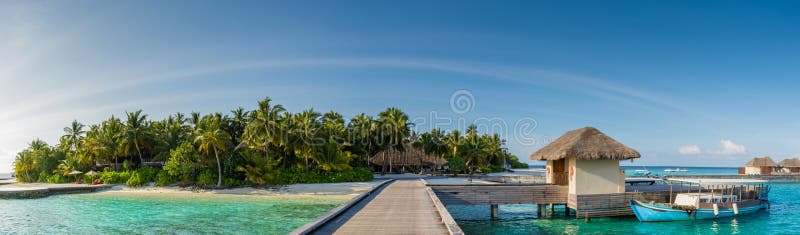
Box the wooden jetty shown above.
[292,179,462,235]
[427,182,691,219]
[0,183,112,199]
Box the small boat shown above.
[664,168,688,172]
[631,183,770,222]
[633,169,651,176]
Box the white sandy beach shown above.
[96,180,383,196]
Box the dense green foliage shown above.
[272,168,374,185]
[13,96,526,187]
[99,170,132,184]
[155,170,178,186]
[196,170,216,187]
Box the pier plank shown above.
[330,180,450,235]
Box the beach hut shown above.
[530,127,640,195]
[778,158,800,173]
[369,145,447,173]
[742,156,778,175]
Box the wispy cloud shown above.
[1,57,692,123]
[678,145,701,155]
[681,140,747,156]
[714,139,747,155]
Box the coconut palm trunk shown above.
[214,146,222,187]
[265,122,269,163]
[134,140,144,166]
[382,151,387,175]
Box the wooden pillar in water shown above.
[536,204,542,217]
[564,205,570,216]
[549,203,554,217]
[491,204,498,220]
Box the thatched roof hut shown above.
[529,127,640,161]
[369,146,447,166]
[745,156,777,167]
[779,158,800,168]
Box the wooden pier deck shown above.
[296,179,459,235]
[0,182,112,199]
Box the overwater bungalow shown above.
[369,146,447,174]
[530,127,641,217]
[778,158,800,173]
[740,157,778,175]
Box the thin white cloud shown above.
[678,140,747,156]
[678,145,701,155]
[0,57,692,124]
[715,139,747,155]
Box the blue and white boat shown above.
[630,180,770,222]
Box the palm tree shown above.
[153,115,190,161]
[377,108,410,174]
[243,97,286,163]
[230,107,249,143]
[61,120,86,153]
[174,112,187,125]
[85,117,124,170]
[445,130,462,158]
[462,125,488,179]
[190,111,201,129]
[122,110,150,166]
[273,112,296,168]
[194,115,232,187]
[348,114,376,166]
[483,134,505,167]
[416,128,448,169]
[13,149,35,182]
[293,109,321,172]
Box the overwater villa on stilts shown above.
[431,127,772,221]
[430,127,654,220]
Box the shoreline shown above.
[98,180,382,196]
[1,179,383,198]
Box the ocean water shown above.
[621,166,739,177]
[521,166,739,177]
[0,193,348,234]
[451,182,800,234]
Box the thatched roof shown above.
[779,158,800,168]
[745,156,777,167]
[369,146,447,166]
[529,127,640,161]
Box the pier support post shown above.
[564,205,570,216]
[491,204,498,220]
[549,203,554,217]
[536,204,542,217]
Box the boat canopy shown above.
[665,178,767,186]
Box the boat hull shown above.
[630,200,766,222]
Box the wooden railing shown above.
[552,172,569,186]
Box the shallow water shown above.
[0,193,348,234]
[451,182,800,234]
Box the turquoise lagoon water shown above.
[522,166,739,177]
[620,166,738,177]
[0,193,348,234]
[451,182,800,234]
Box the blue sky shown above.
[2,1,800,172]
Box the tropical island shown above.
[11,97,527,189]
